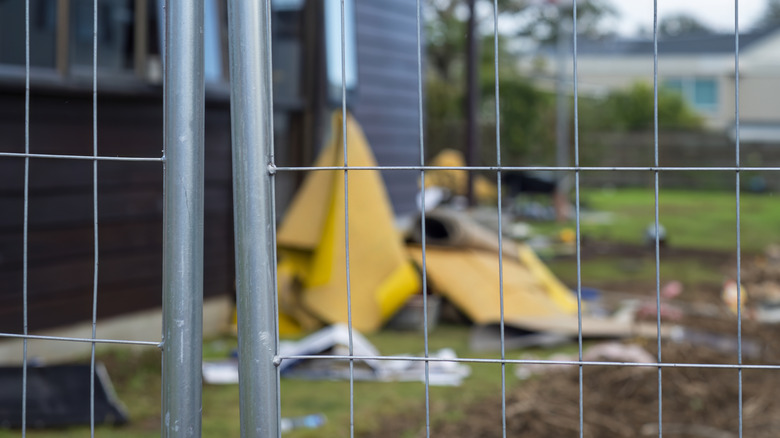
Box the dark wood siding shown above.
[0,86,234,333]
[0,0,425,332]
[353,0,421,215]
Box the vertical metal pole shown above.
[226,0,280,437]
[89,0,99,436]
[571,1,584,437]
[21,1,31,436]
[733,2,744,437]
[465,0,478,204]
[415,0,432,435]
[555,7,570,174]
[491,2,507,436]
[651,2,664,437]
[162,0,205,436]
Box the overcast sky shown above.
[607,0,766,35]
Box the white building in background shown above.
[522,26,780,141]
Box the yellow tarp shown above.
[408,246,570,325]
[405,208,580,317]
[276,112,421,333]
[407,244,658,337]
[516,243,580,314]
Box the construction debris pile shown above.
[367,285,780,438]
[204,324,470,386]
[734,244,780,322]
[257,112,758,381]
[225,111,780,436]
[271,112,594,338]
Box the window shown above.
[0,0,161,80]
[0,0,57,68]
[0,0,227,85]
[664,77,719,113]
[204,0,222,83]
[69,0,134,73]
[324,0,358,106]
[694,79,717,108]
[153,0,224,83]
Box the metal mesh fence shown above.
[0,0,772,437]
[229,0,771,437]
[0,0,203,436]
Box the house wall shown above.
[0,85,235,333]
[738,35,780,127]
[738,75,780,124]
[741,31,780,70]
[539,54,734,129]
[525,32,780,133]
[353,0,421,215]
[564,56,654,94]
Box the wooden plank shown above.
[0,160,163,193]
[356,23,419,47]
[0,264,232,333]
[0,247,231,314]
[0,220,162,267]
[0,91,229,158]
[0,223,231,276]
[0,189,161,229]
[358,70,421,92]
[356,0,416,23]
[0,252,163,301]
[356,6,417,30]
[0,185,232,229]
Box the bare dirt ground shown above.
[366,243,780,438]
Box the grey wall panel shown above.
[353,0,421,216]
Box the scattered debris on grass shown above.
[735,244,780,323]
[280,414,326,433]
[365,275,780,438]
[204,325,471,386]
[0,364,128,429]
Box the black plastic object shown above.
[0,363,128,429]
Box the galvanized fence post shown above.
[226,0,280,437]
[162,0,205,436]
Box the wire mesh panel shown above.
[225,0,780,437]
[3,0,765,436]
[0,0,204,436]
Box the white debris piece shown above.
[204,324,471,386]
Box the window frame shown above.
[663,76,719,114]
[0,0,163,90]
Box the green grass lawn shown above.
[547,254,726,291]
[1,326,536,438]
[532,187,780,291]
[4,188,779,437]
[576,188,780,253]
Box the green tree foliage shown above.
[753,0,780,29]
[582,82,703,131]
[426,2,467,81]
[480,71,554,163]
[426,27,556,163]
[426,0,615,80]
[426,0,528,81]
[425,0,618,164]
[515,0,616,44]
